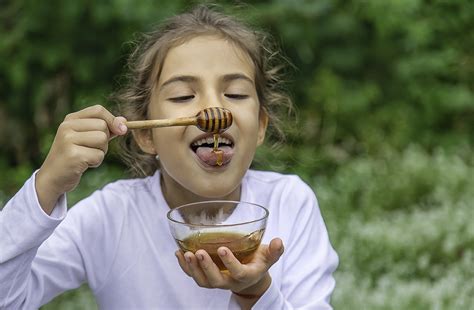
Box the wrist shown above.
[232,272,271,299]
[36,169,63,215]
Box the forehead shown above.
[158,35,255,85]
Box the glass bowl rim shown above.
[166,200,269,228]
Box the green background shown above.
[1,0,473,309]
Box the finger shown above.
[72,131,109,153]
[184,252,210,288]
[175,251,192,277]
[66,117,127,141]
[67,145,105,169]
[217,247,247,281]
[266,238,284,265]
[66,119,110,136]
[195,250,225,288]
[65,105,126,136]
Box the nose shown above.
[198,88,225,110]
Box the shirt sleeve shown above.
[252,177,339,309]
[0,171,87,308]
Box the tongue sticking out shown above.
[195,146,233,166]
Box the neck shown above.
[159,170,241,209]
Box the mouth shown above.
[190,133,235,167]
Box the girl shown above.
[0,5,338,309]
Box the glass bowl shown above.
[167,200,268,270]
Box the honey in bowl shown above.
[167,201,269,271]
[176,229,265,270]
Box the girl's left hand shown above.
[175,238,284,297]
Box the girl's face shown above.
[136,35,267,204]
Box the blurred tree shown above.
[250,0,473,178]
[1,0,473,186]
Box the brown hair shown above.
[114,4,293,177]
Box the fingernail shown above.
[185,255,191,263]
[218,249,227,256]
[196,253,204,261]
[119,123,127,133]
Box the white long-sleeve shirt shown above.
[0,169,338,309]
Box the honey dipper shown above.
[125,107,233,133]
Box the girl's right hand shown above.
[35,105,128,215]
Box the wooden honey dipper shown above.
[125,107,233,133]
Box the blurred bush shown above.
[317,146,474,308]
[0,0,472,309]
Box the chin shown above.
[190,180,239,199]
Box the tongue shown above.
[195,146,233,166]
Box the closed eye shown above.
[225,94,249,100]
[168,95,195,102]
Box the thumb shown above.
[266,238,284,266]
[110,116,128,139]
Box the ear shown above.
[257,109,269,146]
[132,129,157,155]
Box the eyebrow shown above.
[222,73,254,85]
[160,75,198,90]
[160,73,254,90]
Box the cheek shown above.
[151,128,183,156]
[148,96,172,119]
[152,133,187,182]
[234,109,261,141]
[148,105,168,120]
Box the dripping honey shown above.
[176,230,264,270]
[212,133,224,166]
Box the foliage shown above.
[317,146,474,308]
[1,0,473,309]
